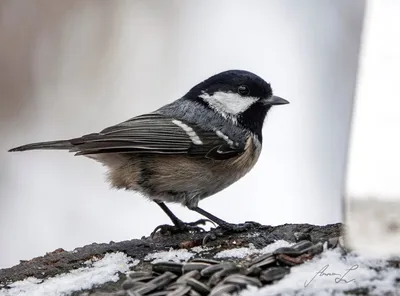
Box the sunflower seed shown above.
[182,262,210,273]
[132,283,158,295]
[200,262,235,277]
[128,271,154,279]
[127,281,147,290]
[208,264,241,287]
[122,279,137,290]
[165,283,181,291]
[302,242,323,256]
[209,284,238,296]
[293,232,311,242]
[248,253,275,266]
[153,262,184,275]
[189,289,202,296]
[124,276,155,285]
[223,274,262,287]
[260,267,290,283]
[147,272,178,289]
[243,265,262,276]
[166,285,191,296]
[127,291,141,296]
[291,240,314,253]
[273,247,301,256]
[146,291,170,296]
[190,258,221,265]
[177,270,201,284]
[186,278,210,295]
[276,254,300,266]
[251,256,276,269]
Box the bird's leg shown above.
[150,201,213,237]
[190,206,231,227]
[190,206,262,243]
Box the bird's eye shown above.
[237,85,250,96]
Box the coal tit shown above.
[9,70,289,235]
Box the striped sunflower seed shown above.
[260,267,290,283]
[147,272,177,289]
[207,265,241,287]
[182,262,211,273]
[252,258,276,269]
[189,258,221,265]
[128,271,154,279]
[273,247,301,256]
[200,262,236,277]
[293,232,312,242]
[166,285,191,296]
[248,253,274,266]
[186,278,211,295]
[209,284,238,296]
[291,240,314,253]
[189,289,202,296]
[176,270,201,284]
[223,274,262,287]
[131,283,158,295]
[243,265,262,276]
[124,275,155,287]
[152,262,183,275]
[302,242,323,256]
[146,291,170,296]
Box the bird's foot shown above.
[150,219,214,237]
[202,221,262,245]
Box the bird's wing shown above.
[69,113,245,160]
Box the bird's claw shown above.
[150,219,214,237]
[185,218,215,228]
[202,221,262,245]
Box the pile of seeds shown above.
[86,237,344,296]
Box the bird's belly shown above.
[105,137,261,208]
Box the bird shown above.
[9,69,289,236]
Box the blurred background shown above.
[0,0,365,268]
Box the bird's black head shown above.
[185,69,289,141]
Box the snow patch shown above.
[214,244,258,259]
[144,248,195,263]
[0,252,138,296]
[214,240,292,259]
[259,240,293,254]
[190,246,212,253]
[239,248,400,296]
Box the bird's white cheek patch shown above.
[199,91,258,115]
[172,120,203,145]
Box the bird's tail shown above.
[8,140,73,152]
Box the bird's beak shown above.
[263,95,289,106]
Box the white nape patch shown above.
[0,252,138,296]
[199,91,258,116]
[215,130,234,146]
[172,119,203,145]
[144,248,195,264]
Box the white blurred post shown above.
[344,0,400,256]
